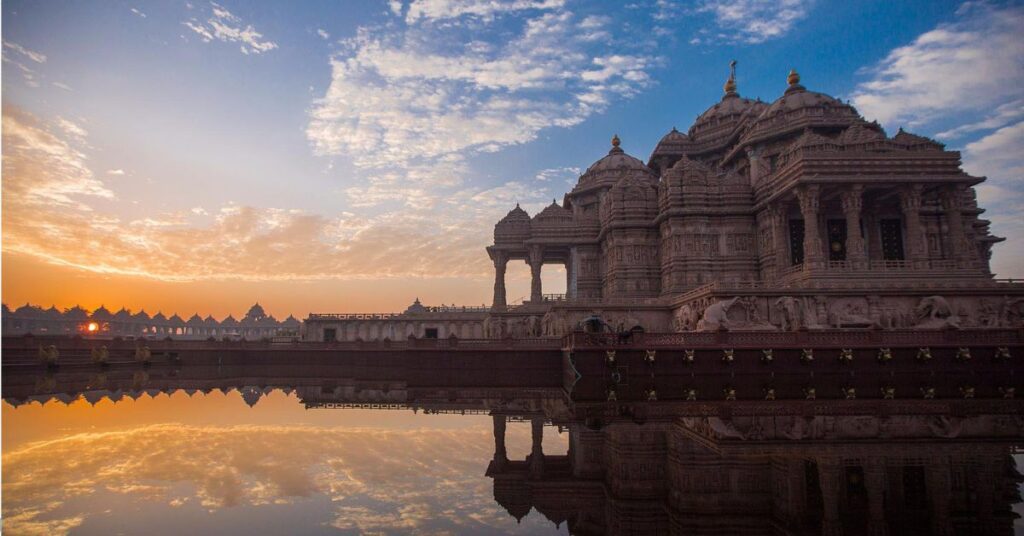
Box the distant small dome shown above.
[404,298,428,314]
[245,303,267,322]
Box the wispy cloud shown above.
[130,7,147,18]
[1,104,560,282]
[316,28,330,40]
[2,40,47,63]
[183,2,278,55]
[850,2,1024,129]
[403,0,566,24]
[681,0,811,44]
[936,99,1024,140]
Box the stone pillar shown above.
[529,415,545,479]
[817,459,843,536]
[529,246,543,303]
[941,187,973,267]
[491,252,507,311]
[796,185,823,269]
[864,459,887,536]
[771,204,790,276]
[565,250,575,300]
[492,414,507,469]
[841,185,866,266]
[899,186,926,268]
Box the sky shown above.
[2,0,1022,319]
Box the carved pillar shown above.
[492,414,507,470]
[529,415,545,479]
[841,186,866,266]
[796,185,823,269]
[818,459,843,536]
[941,187,973,267]
[529,246,543,303]
[565,249,575,299]
[865,459,887,536]
[770,204,790,277]
[899,186,926,268]
[491,252,507,311]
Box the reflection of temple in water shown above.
[4,357,1023,535]
[487,409,1022,535]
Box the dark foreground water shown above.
[3,360,1024,535]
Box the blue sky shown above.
[3,0,1022,314]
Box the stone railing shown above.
[564,329,1024,350]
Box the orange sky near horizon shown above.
[1,252,567,318]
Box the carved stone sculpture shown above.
[696,296,740,331]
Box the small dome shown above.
[691,93,766,138]
[893,128,944,150]
[494,204,531,244]
[151,311,168,322]
[132,310,151,321]
[187,313,204,325]
[405,297,427,314]
[574,136,655,192]
[837,121,887,145]
[743,72,860,144]
[244,303,267,322]
[91,305,113,320]
[531,200,573,227]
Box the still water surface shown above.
[3,390,568,535]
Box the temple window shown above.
[789,219,805,265]
[880,219,905,260]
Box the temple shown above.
[485,65,1024,337]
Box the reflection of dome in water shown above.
[239,386,263,407]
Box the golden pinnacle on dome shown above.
[787,68,801,86]
[723,59,737,94]
[611,134,620,148]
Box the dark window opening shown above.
[424,328,439,339]
[880,219,905,260]
[827,219,847,261]
[902,466,928,510]
[789,219,805,265]
[323,328,337,342]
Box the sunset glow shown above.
[3,0,1022,318]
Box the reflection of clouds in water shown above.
[2,424,556,535]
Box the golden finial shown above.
[787,68,800,86]
[611,134,620,148]
[723,60,737,94]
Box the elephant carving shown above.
[773,296,801,331]
[914,295,959,329]
[696,297,740,331]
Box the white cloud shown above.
[962,121,1024,278]
[184,2,278,55]
[52,82,73,91]
[693,0,811,44]
[851,2,1024,128]
[316,28,330,40]
[307,5,657,176]
[404,0,565,23]
[130,7,147,18]
[107,169,126,176]
[2,40,47,63]
[936,99,1024,140]
[2,106,113,210]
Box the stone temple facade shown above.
[485,66,1024,338]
